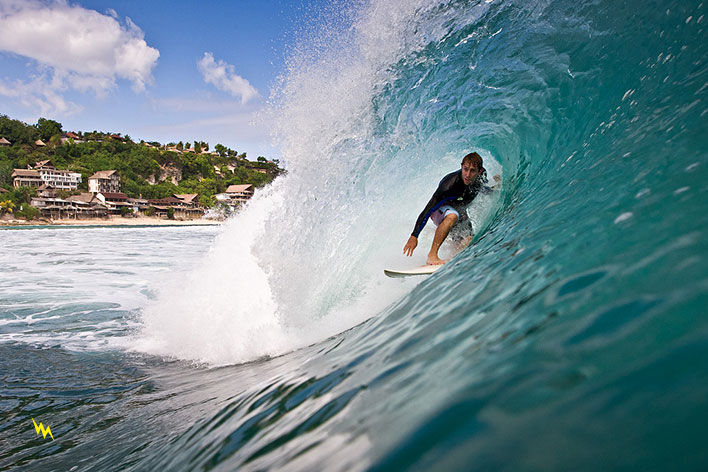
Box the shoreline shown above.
[0,216,223,228]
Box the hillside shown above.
[0,115,284,208]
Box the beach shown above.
[0,215,222,227]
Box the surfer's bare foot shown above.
[426,255,447,265]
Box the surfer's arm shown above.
[410,173,457,238]
[411,193,441,238]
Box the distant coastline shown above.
[1,114,285,225]
[0,215,222,228]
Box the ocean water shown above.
[2,0,708,470]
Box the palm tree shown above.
[0,200,16,215]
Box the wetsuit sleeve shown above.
[411,173,458,238]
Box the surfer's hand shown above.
[403,236,417,256]
[493,175,501,182]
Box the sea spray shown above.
[134,187,288,364]
[135,0,504,365]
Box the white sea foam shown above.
[0,226,216,352]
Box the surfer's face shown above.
[461,162,480,185]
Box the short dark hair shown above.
[461,152,483,169]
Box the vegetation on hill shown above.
[0,114,284,208]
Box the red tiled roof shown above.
[99,192,129,200]
[148,196,183,205]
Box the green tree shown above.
[195,156,213,178]
[0,115,36,145]
[36,118,63,141]
[10,186,36,206]
[166,207,175,219]
[198,194,215,207]
[0,161,13,186]
[49,135,62,147]
[17,204,39,220]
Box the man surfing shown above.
[403,152,500,265]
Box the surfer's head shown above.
[461,152,483,185]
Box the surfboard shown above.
[384,264,443,278]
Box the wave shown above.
[136,0,707,374]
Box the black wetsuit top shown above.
[411,169,490,238]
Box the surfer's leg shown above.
[427,213,457,265]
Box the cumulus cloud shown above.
[0,0,159,114]
[197,52,258,104]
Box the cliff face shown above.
[147,164,183,185]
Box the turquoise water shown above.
[2,0,708,470]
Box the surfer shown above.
[403,152,500,265]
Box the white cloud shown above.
[0,72,83,117]
[0,0,159,112]
[197,52,258,104]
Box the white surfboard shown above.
[384,264,443,278]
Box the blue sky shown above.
[0,0,336,159]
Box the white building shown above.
[88,170,120,194]
[11,160,81,190]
